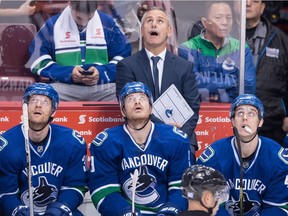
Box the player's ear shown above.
[201,191,211,206]
[231,118,235,127]
[120,106,126,118]
[167,23,172,38]
[258,119,264,128]
[149,105,153,115]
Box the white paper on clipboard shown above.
[152,84,194,127]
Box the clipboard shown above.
[152,84,194,127]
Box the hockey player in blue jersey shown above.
[89,82,194,216]
[0,83,88,216]
[198,94,288,215]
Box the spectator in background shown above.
[97,0,125,31]
[28,1,69,31]
[244,0,288,145]
[137,1,149,21]
[188,0,241,40]
[29,0,131,101]
[178,1,255,103]
[179,165,229,216]
[197,94,288,215]
[89,82,193,216]
[97,0,141,54]
[116,7,200,155]
[0,83,88,216]
[0,0,36,16]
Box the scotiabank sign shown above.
[195,111,233,157]
[0,102,232,158]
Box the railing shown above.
[0,101,232,157]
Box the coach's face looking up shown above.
[141,8,172,55]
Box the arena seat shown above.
[0,23,36,74]
[0,23,37,101]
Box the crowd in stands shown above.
[0,0,287,215]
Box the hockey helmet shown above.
[230,94,264,119]
[119,82,153,107]
[182,165,228,201]
[23,83,59,111]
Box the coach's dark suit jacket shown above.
[116,49,200,151]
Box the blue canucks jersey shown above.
[178,35,256,103]
[0,124,88,215]
[197,136,288,215]
[89,123,193,216]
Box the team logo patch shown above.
[279,148,288,164]
[0,136,8,151]
[226,192,260,215]
[165,108,173,119]
[21,176,58,214]
[92,131,108,146]
[173,127,187,139]
[198,146,215,163]
[72,130,85,145]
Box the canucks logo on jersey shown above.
[21,176,58,214]
[226,192,260,216]
[279,148,288,164]
[0,136,8,151]
[123,166,159,205]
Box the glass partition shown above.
[0,0,286,102]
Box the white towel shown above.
[54,6,106,50]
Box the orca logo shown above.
[222,58,235,71]
[21,176,58,214]
[165,109,173,119]
[226,192,260,216]
[33,177,58,207]
[123,166,159,205]
[78,115,86,124]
